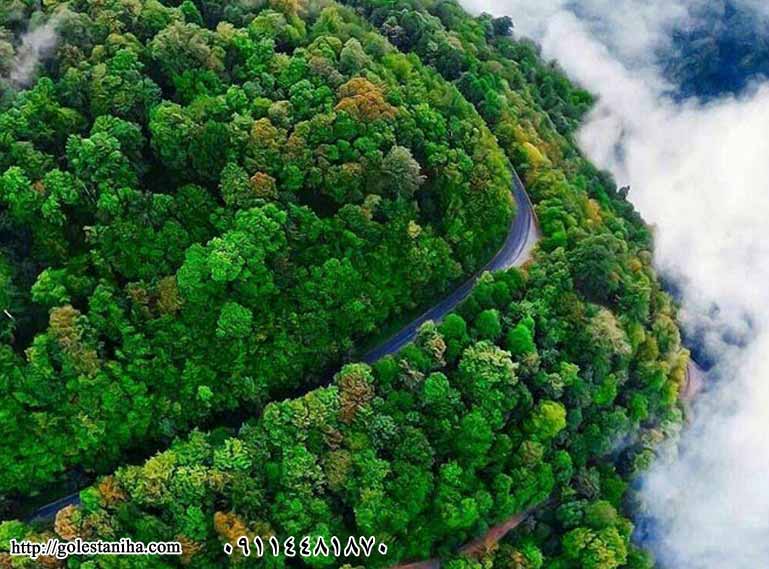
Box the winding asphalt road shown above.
[27,494,81,522]
[24,162,705,569]
[363,168,539,363]
[25,168,539,523]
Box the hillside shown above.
[0,0,688,568]
[0,0,515,497]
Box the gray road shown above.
[27,493,81,523]
[27,168,539,522]
[363,169,539,363]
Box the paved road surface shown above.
[26,169,539,523]
[363,169,538,363]
[27,493,81,523]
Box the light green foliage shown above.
[526,400,567,442]
[562,526,628,569]
[0,0,516,495]
[379,145,425,198]
[0,2,685,568]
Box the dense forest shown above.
[0,0,515,496]
[0,0,690,567]
[3,259,685,568]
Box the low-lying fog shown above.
[461,1,769,566]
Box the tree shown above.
[216,302,253,339]
[335,363,374,424]
[380,145,425,199]
[568,234,622,304]
[492,16,514,37]
[473,309,502,341]
[89,49,161,122]
[150,21,224,79]
[507,317,536,357]
[335,77,397,122]
[455,410,494,466]
[525,400,567,442]
[439,313,470,362]
[220,162,255,208]
[340,38,369,74]
[561,526,628,569]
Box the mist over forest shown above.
[458,0,769,566]
[1,1,766,567]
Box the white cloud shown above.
[5,18,59,88]
[459,1,769,566]
[461,0,695,63]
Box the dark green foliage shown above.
[2,256,684,567]
[0,0,515,496]
[0,2,688,569]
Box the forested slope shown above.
[0,0,689,568]
[2,259,685,568]
[0,0,515,497]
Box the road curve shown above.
[27,494,81,523]
[26,168,539,522]
[363,168,539,363]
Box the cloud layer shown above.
[4,18,59,88]
[460,1,769,566]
